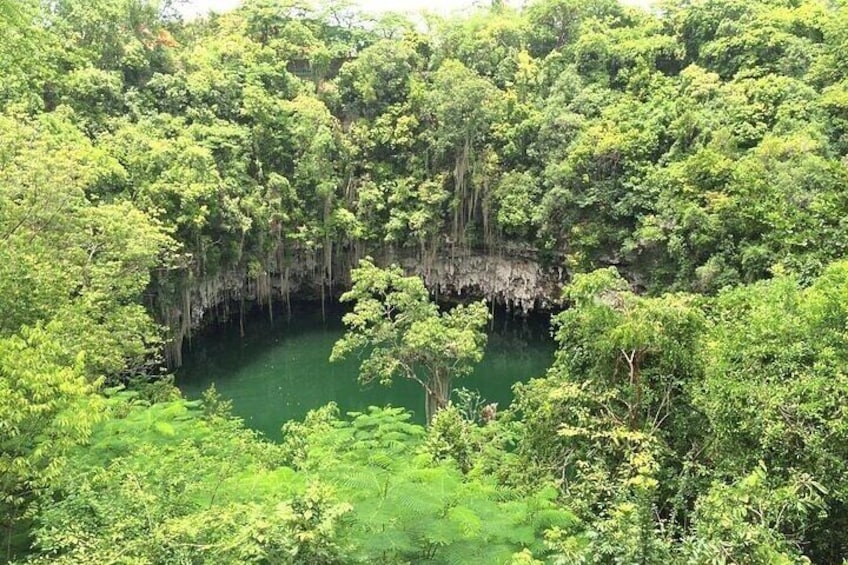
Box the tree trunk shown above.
[425,372,451,424]
[622,348,644,429]
[239,296,245,338]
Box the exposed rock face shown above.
[161,246,564,366]
[403,251,562,313]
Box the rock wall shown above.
[161,246,564,366]
[403,250,563,312]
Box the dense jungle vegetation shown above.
[3,0,848,562]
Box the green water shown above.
[177,303,555,439]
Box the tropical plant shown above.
[331,258,489,423]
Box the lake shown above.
[177,302,555,439]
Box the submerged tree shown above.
[330,258,489,423]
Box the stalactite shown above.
[256,271,273,324]
[268,283,274,323]
[158,281,183,368]
[285,265,292,321]
[159,243,563,369]
[239,296,245,338]
[170,320,183,368]
[312,246,325,323]
[279,237,292,321]
[327,239,334,298]
[182,284,192,347]
[323,195,332,321]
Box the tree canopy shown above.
[3,0,848,562]
[331,258,489,423]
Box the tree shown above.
[423,59,503,244]
[0,112,172,379]
[25,394,351,564]
[10,0,848,559]
[330,258,489,423]
[0,0,54,110]
[27,396,575,564]
[694,263,848,561]
[526,0,624,57]
[510,268,706,562]
[681,465,825,564]
[282,404,575,563]
[552,267,705,435]
[336,38,421,118]
[0,326,105,561]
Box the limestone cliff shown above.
[403,251,562,313]
[160,247,564,366]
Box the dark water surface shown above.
[177,303,555,439]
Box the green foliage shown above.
[26,395,350,564]
[337,38,421,118]
[514,263,848,562]
[0,326,105,555]
[518,269,705,477]
[425,404,477,473]
[26,400,574,564]
[682,465,824,564]
[332,258,489,422]
[283,404,576,563]
[0,108,170,559]
[693,262,848,560]
[0,112,171,379]
[6,0,848,561]
[2,0,848,294]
